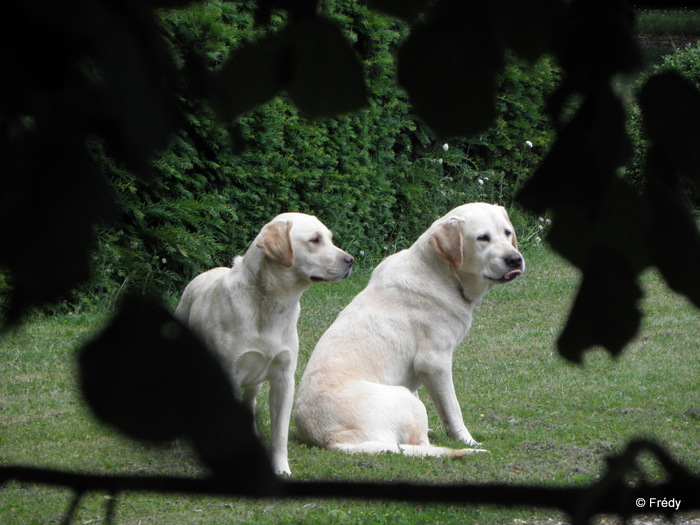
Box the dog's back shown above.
[175,267,230,324]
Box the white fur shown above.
[293,203,524,458]
[176,213,353,475]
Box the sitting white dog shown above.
[176,213,353,474]
[294,203,524,458]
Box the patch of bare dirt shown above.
[638,35,700,54]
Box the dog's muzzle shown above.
[503,253,524,281]
[311,254,354,282]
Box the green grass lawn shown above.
[636,9,700,37]
[1,247,699,524]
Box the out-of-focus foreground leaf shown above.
[640,72,700,308]
[640,72,700,191]
[397,1,503,139]
[557,249,643,362]
[211,15,367,122]
[365,0,427,24]
[79,296,276,491]
[0,0,182,320]
[515,1,699,361]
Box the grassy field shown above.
[636,9,700,37]
[1,246,699,524]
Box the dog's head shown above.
[428,203,525,285]
[255,213,354,283]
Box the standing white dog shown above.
[176,213,353,475]
[294,203,524,458]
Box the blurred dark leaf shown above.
[211,33,290,122]
[546,180,651,275]
[253,0,318,25]
[592,181,652,276]
[148,0,198,7]
[0,4,76,118]
[645,168,700,309]
[84,2,182,174]
[397,1,503,139]
[640,71,700,190]
[518,87,648,359]
[3,0,180,175]
[284,17,368,119]
[211,16,367,122]
[365,0,428,24]
[1,0,184,321]
[0,130,115,322]
[553,0,642,97]
[517,87,631,215]
[557,248,643,362]
[79,296,276,488]
[492,0,563,63]
[544,210,595,270]
[544,180,652,361]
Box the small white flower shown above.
[539,217,545,222]
[162,258,167,264]
[525,140,533,148]
[442,143,449,151]
[359,250,365,256]
[438,158,443,164]
[545,218,552,226]
[535,236,542,244]
[478,179,484,185]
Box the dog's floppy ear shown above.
[429,217,464,270]
[257,220,294,267]
[498,206,518,249]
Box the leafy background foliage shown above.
[75,0,560,304]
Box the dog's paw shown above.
[273,461,292,476]
[449,428,480,447]
[454,448,490,457]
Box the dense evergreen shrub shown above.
[84,0,559,304]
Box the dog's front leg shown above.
[242,384,262,436]
[268,350,295,476]
[417,366,479,447]
[268,374,293,475]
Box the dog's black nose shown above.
[504,254,523,269]
[345,254,355,266]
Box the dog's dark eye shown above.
[477,234,490,242]
[309,236,321,244]
[505,229,512,236]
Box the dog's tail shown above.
[330,441,488,458]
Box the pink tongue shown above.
[504,269,522,280]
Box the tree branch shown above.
[3,448,698,525]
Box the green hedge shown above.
[82,0,559,307]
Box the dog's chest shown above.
[233,335,296,388]
[226,310,299,388]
